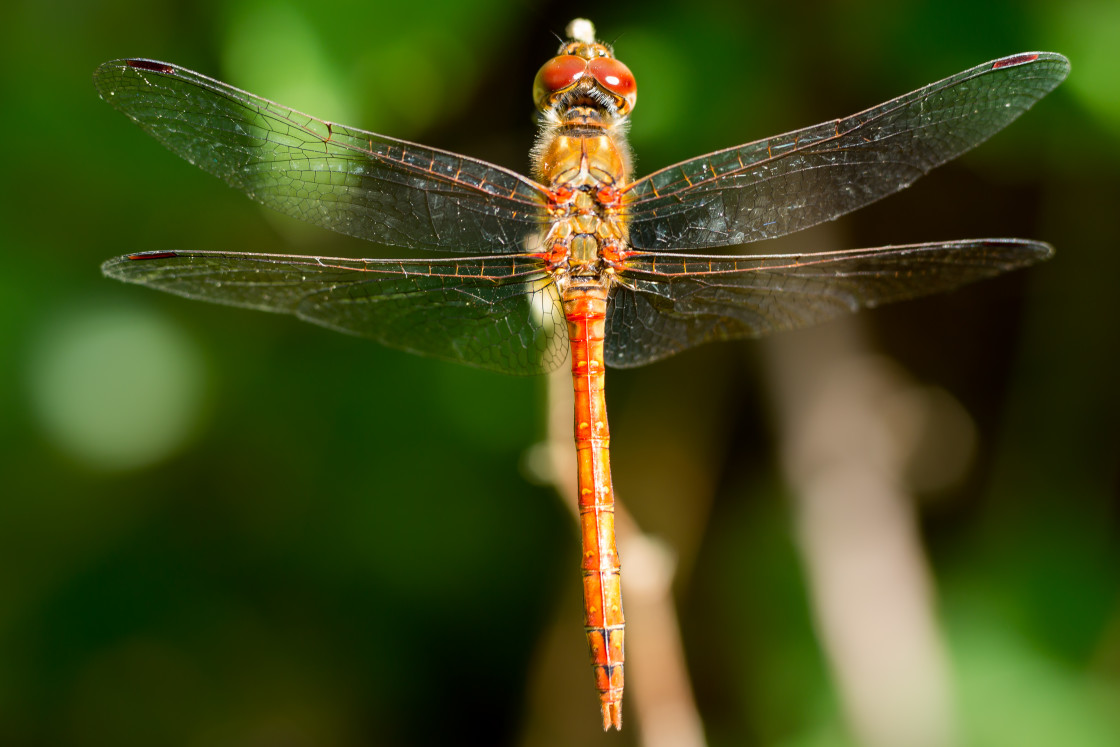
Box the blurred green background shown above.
[2,0,1118,745]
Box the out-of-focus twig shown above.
[762,317,969,747]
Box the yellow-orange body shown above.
[531,28,636,730]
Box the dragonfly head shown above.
[533,19,637,117]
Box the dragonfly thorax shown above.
[532,119,632,283]
[545,212,625,277]
[538,185,628,286]
[570,235,601,267]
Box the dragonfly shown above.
[96,18,1068,730]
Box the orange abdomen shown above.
[563,283,625,730]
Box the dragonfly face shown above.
[533,40,637,115]
[95,18,1068,731]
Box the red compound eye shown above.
[533,55,587,104]
[588,57,637,111]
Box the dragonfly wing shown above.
[103,251,567,375]
[624,53,1069,250]
[605,239,1052,367]
[94,59,551,253]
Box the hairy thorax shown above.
[533,108,633,284]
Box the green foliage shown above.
[1,0,1117,744]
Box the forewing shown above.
[606,239,1052,367]
[103,251,567,375]
[624,53,1069,250]
[94,59,551,253]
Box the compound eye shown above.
[533,55,587,106]
[588,57,637,112]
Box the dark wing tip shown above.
[977,238,1055,266]
[128,251,181,260]
[94,58,177,74]
[993,52,1041,69]
[1028,240,1056,262]
[93,58,178,97]
[1026,240,1055,261]
[990,51,1070,80]
[124,59,177,74]
[102,251,181,279]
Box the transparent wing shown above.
[623,53,1069,250]
[103,251,567,375]
[605,239,1052,367]
[94,59,551,253]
